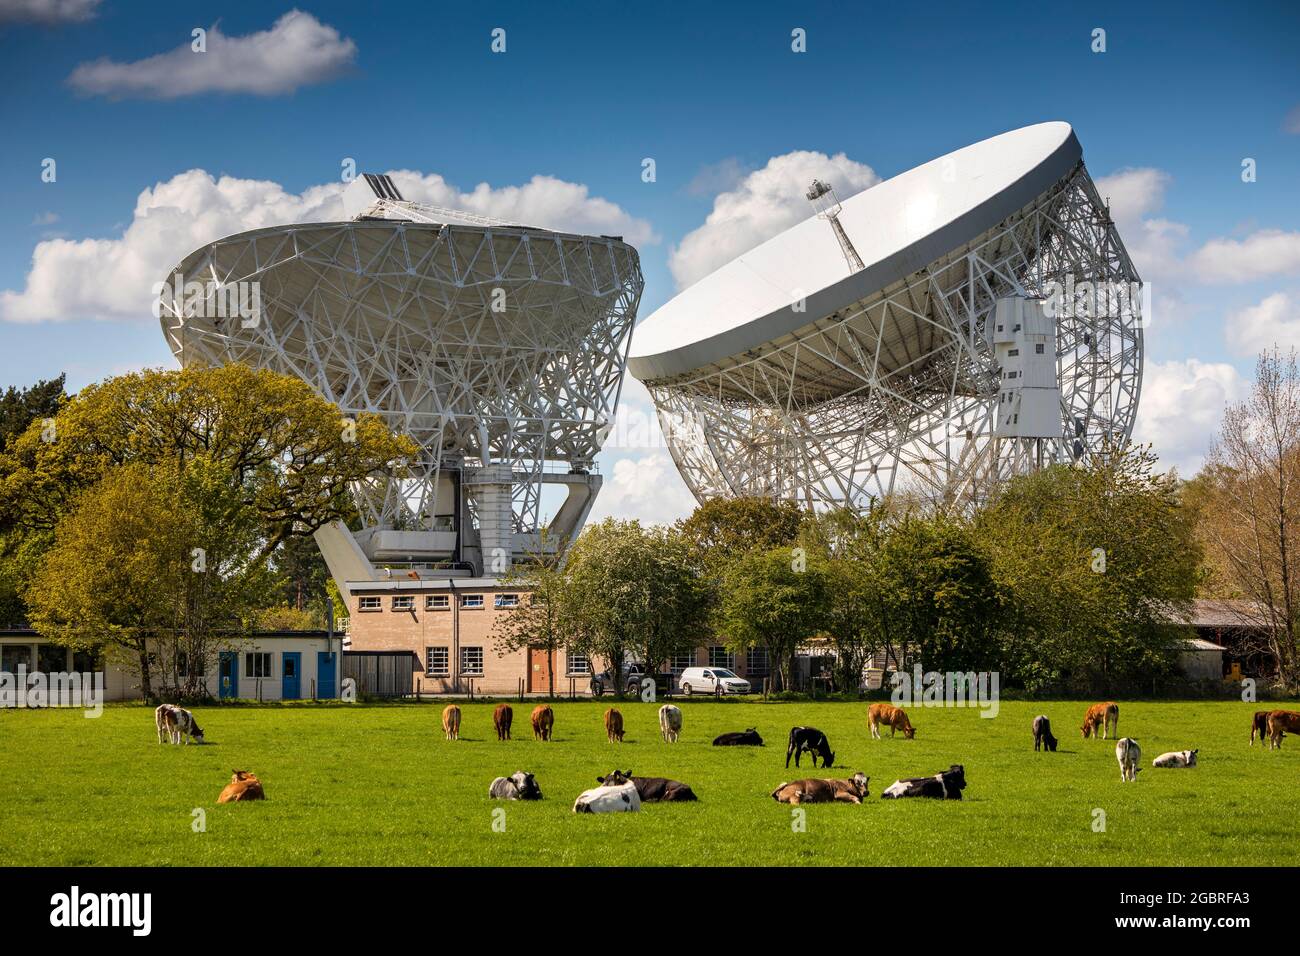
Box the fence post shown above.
[417,678,422,702]
[311,677,316,701]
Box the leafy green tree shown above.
[490,533,572,697]
[0,373,65,453]
[677,495,805,573]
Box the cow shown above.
[881,765,966,800]
[1250,710,1271,746]
[868,702,916,740]
[604,707,625,743]
[1152,749,1198,768]
[155,704,204,745]
[597,769,697,802]
[1115,737,1141,782]
[785,726,835,768]
[713,728,763,746]
[531,705,554,741]
[1032,715,1058,752]
[572,780,641,814]
[1081,701,1119,740]
[772,772,870,805]
[489,770,543,800]
[1266,710,1300,750]
[658,704,683,743]
[217,769,265,803]
[493,703,513,741]
[441,704,461,741]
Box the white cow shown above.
[658,704,683,743]
[572,780,641,814]
[1115,737,1142,782]
[1152,749,1198,768]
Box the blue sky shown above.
[0,0,1297,521]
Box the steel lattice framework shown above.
[644,163,1143,510]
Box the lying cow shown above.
[1032,715,1058,752]
[493,703,513,741]
[772,772,870,805]
[659,704,683,743]
[882,764,966,800]
[868,702,916,739]
[1115,737,1141,782]
[531,705,554,741]
[1081,701,1119,740]
[604,707,625,743]
[572,779,641,814]
[713,728,763,746]
[1152,749,1198,768]
[155,704,204,745]
[489,770,543,800]
[1267,710,1300,750]
[786,726,835,768]
[1250,710,1271,746]
[442,704,461,741]
[217,769,265,803]
[597,769,697,802]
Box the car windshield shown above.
[713,669,739,678]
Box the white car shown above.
[679,666,751,696]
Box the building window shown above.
[708,646,735,669]
[426,646,449,676]
[460,594,484,610]
[1035,343,1046,354]
[392,595,415,611]
[72,648,101,673]
[670,652,695,674]
[494,593,519,609]
[425,594,449,611]
[37,643,68,673]
[746,647,771,678]
[567,653,590,676]
[358,596,381,612]
[245,652,273,678]
[460,646,484,675]
[1007,348,1019,357]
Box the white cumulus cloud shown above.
[1186,230,1300,284]
[1131,358,1246,476]
[1225,291,1300,357]
[588,452,698,527]
[0,0,99,24]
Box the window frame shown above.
[460,594,485,610]
[425,594,450,611]
[245,651,273,679]
[358,596,382,612]
[425,646,450,676]
[460,646,484,676]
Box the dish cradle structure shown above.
[160,175,643,587]
[629,122,1144,509]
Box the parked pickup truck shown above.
[590,663,671,697]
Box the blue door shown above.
[219,652,238,700]
[282,652,301,700]
[317,651,336,699]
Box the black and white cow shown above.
[1152,749,1198,768]
[597,769,697,802]
[713,728,763,746]
[488,770,543,800]
[881,764,967,800]
[785,726,835,768]
[573,780,641,814]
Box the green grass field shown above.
[1,698,1295,866]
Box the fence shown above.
[342,651,420,699]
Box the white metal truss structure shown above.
[644,163,1143,510]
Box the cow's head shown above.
[230,769,257,784]
[1187,750,1199,767]
[851,772,869,796]
[746,728,763,744]
[946,765,967,790]
[597,769,634,786]
[902,725,916,740]
[1044,733,1057,752]
[513,771,541,797]
[1080,720,1093,739]
[191,722,205,744]
[822,748,836,768]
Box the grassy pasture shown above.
[0,698,1295,866]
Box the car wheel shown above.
[681,683,691,696]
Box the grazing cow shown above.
[217,770,265,803]
[658,704,683,743]
[531,705,554,741]
[772,772,870,805]
[598,769,697,802]
[713,728,763,746]
[572,780,641,814]
[493,703,513,741]
[868,702,916,740]
[881,765,966,800]
[489,770,543,800]
[785,726,835,768]
[1032,715,1058,752]
[155,704,204,745]
[1250,710,1271,746]
[442,704,461,740]
[1152,749,1198,768]
[1115,737,1141,782]
[1266,710,1300,750]
[1081,701,1119,740]
[604,708,625,743]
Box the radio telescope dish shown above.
[630,122,1144,509]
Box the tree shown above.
[677,496,805,573]
[490,533,571,697]
[0,373,65,453]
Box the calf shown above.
[882,765,966,800]
[217,769,265,803]
[713,728,763,746]
[572,780,641,814]
[1115,737,1141,782]
[785,726,835,768]
[1081,701,1119,740]
[441,704,461,741]
[598,769,697,802]
[1250,710,1271,746]
[1032,715,1058,752]
[868,702,916,739]
[604,707,625,743]
[1267,710,1300,750]
[489,770,543,800]
[658,704,683,743]
[155,704,204,745]
[1152,749,1198,768]
[531,704,554,741]
[772,772,870,805]
[493,703,513,741]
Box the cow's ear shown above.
[596,776,605,783]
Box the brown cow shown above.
[1250,710,1272,746]
[531,704,554,741]
[868,702,916,739]
[771,772,869,805]
[442,704,461,740]
[1267,710,1300,750]
[604,707,625,743]
[493,703,513,741]
[1080,701,1119,739]
[217,770,265,804]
